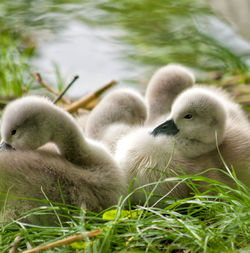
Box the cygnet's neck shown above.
[175,136,219,158]
[45,105,97,166]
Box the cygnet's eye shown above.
[184,114,192,119]
[11,129,16,135]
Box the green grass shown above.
[0,172,249,252]
[84,0,250,77]
[0,32,34,97]
[1,0,250,90]
[0,0,250,100]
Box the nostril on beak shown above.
[0,141,15,151]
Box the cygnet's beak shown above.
[151,119,179,137]
[0,141,15,151]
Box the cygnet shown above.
[145,64,195,125]
[0,96,126,223]
[145,64,248,126]
[86,89,147,152]
[115,87,250,205]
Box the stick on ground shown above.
[34,73,71,104]
[65,80,117,113]
[9,234,22,253]
[21,229,101,253]
[53,75,79,104]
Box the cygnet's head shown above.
[86,88,147,140]
[105,88,147,125]
[151,87,227,157]
[0,96,55,150]
[145,64,195,124]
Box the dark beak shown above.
[0,142,15,151]
[151,119,179,136]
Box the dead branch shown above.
[34,73,71,104]
[85,97,100,110]
[65,80,117,113]
[53,75,79,104]
[21,229,101,253]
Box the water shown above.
[1,0,250,98]
[33,22,145,97]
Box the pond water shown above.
[33,22,146,97]
[1,0,250,98]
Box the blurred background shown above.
[0,0,249,107]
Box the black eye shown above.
[184,114,192,119]
[11,129,16,135]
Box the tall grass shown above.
[0,33,34,97]
[1,0,250,86]
[0,0,249,100]
[83,0,250,77]
[0,171,249,252]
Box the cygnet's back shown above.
[86,89,147,152]
[145,64,195,125]
[0,149,122,224]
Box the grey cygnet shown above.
[85,89,147,152]
[0,96,126,223]
[115,87,250,205]
[145,64,195,125]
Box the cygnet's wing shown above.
[0,150,125,224]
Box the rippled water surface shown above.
[1,0,250,97]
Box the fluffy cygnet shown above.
[151,87,228,157]
[0,96,126,223]
[145,64,195,125]
[115,87,250,205]
[85,89,147,152]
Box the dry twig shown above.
[66,80,117,113]
[34,73,71,104]
[53,75,79,104]
[21,229,101,253]
[9,234,22,253]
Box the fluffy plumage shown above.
[145,64,195,125]
[195,85,249,125]
[86,89,147,152]
[115,88,250,205]
[0,96,125,223]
